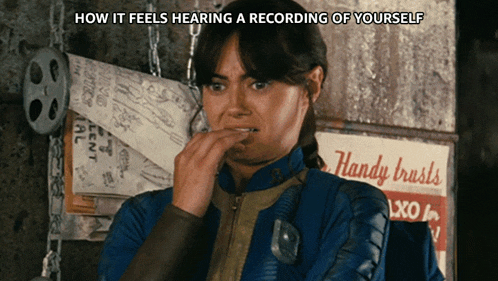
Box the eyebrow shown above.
[211,72,251,81]
[211,73,228,80]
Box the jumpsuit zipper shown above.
[227,195,243,253]
[222,195,243,279]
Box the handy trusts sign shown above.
[333,151,443,187]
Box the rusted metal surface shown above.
[299,0,456,133]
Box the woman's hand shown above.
[172,129,249,217]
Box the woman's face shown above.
[202,35,310,167]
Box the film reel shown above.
[23,47,70,135]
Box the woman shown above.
[98,0,390,280]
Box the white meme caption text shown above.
[74,12,425,25]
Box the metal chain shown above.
[147,0,161,77]
[185,0,225,136]
[39,133,64,281]
[39,1,66,280]
[187,0,225,104]
[49,0,65,51]
[186,0,201,99]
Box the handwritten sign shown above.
[316,132,450,275]
[71,112,173,197]
[67,54,207,174]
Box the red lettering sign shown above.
[384,190,447,251]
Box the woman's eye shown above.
[251,81,271,90]
[208,83,225,92]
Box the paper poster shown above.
[67,54,207,174]
[316,132,450,275]
[70,111,173,197]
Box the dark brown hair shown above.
[193,0,327,169]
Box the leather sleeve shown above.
[120,204,204,281]
[98,195,204,281]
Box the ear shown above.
[305,66,324,103]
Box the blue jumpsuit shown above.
[98,148,392,280]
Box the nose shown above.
[226,85,250,117]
